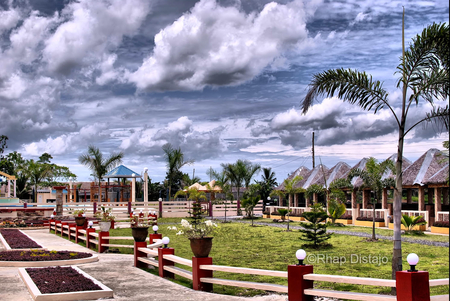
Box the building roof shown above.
[104,165,142,178]
[403,149,448,186]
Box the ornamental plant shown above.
[299,203,332,248]
[168,218,218,239]
[94,206,115,222]
[72,209,85,217]
[401,214,427,232]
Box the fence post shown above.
[98,231,109,253]
[93,202,97,214]
[134,241,148,268]
[288,264,314,301]
[127,201,132,215]
[55,220,61,235]
[192,257,213,292]
[237,200,241,215]
[110,220,115,230]
[60,222,68,237]
[24,202,27,208]
[149,233,162,244]
[159,200,163,218]
[86,228,95,249]
[209,200,213,217]
[158,247,174,278]
[396,271,430,301]
[68,224,75,241]
[49,219,54,232]
[75,224,86,243]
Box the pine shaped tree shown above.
[299,203,332,248]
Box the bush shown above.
[338,214,352,220]
[433,221,449,228]
[356,216,384,223]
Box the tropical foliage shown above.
[221,159,261,202]
[162,143,193,200]
[301,19,448,275]
[299,203,332,248]
[401,214,426,232]
[78,145,123,186]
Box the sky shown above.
[0,0,448,184]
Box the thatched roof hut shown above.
[301,164,329,189]
[402,148,447,187]
[275,166,310,190]
[324,162,351,188]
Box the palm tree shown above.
[207,168,233,222]
[78,145,124,202]
[347,158,395,241]
[27,159,52,203]
[222,159,261,203]
[162,143,193,200]
[258,167,278,211]
[301,18,448,277]
[271,175,303,231]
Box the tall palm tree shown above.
[78,145,124,202]
[162,143,193,200]
[301,18,448,277]
[222,159,261,202]
[259,167,278,211]
[27,159,52,203]
[347,158,395,241]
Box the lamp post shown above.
[158,197,163,218]
[88,221,93,229]
[296,249,306,266]
[265,196,271,213]
[131,173,136,203]
[152,225,159,234]
[143,167,148,211]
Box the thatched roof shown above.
[324,162,351,188]
[345,158,369,188]
[301,164,329,189]
[402,148,447,186]
[275,166,310,190]
[424,165,449,185]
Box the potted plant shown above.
[170,188,219,257]
[72,209,86,227]
[130,214,150,242]
[94,206,115,232]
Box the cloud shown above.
[43,0,151,74]
[128,0,320,91]
[21,123,111,156]
[0,6,21,33]
[350,12,371,26]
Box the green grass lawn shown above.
[108,218,449,297]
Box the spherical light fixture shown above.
[407,253,419,272]
[144,167,148,173]
[158,198,162,202]
[152,225,159,234]
[162,236,170,248]
[296,249,306,266]
[88,221,94,228]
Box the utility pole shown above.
[193,168,195,182]
[312,132,315,169]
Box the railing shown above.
[402,210,430,226]
[437,211,449,222]
[359,209,389,221]
[133,243,449,301]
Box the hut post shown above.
[362,189,370,209]
[382,188,388,209]
[434,187,442,224]
[351,189,358,224]
[406,189,413,204]
[443,188,449,206]
[427,188,434,205]
[418,186,425,211]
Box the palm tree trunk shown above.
[372,194,376,240]
[392,9,406,284]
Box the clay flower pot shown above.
[75,216,86,227]
[132,227,149,242]
[189,237,213,258]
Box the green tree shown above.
[78,145,124,187]
[347,158,395,241]
[256,167,278,211]
[327,178,352,225]
[222,159,261,204]
[174,187,207,227]
[299,203,332,248]
[270,175,303,231]
[207,168,234,222]
[27,159,52,202]
[182,173,201,187]
[162,143,193,201]
[301,19,448,276]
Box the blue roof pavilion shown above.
[105,165,142,179]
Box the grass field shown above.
[105,218,449,297]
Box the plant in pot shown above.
[130,214,150,242]
[170,187,219,257]
[94,206,115,232]
[72,209,86,226]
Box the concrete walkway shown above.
[0,229,289,301]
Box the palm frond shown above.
[302,68,390,114]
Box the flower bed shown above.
[19,266,113,300]
[354,217,385,227]
[0,229,42,249]
[431,221,449,234]
[0,250,92,261]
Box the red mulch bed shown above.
[0,229,42,249]
[0,250,92,261]
[26,266,102,294]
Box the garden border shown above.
[0,253,98,267]
[18,265,113,301]
[0,229,45,251]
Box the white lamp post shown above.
[407,253,419,272]
[131,173,136,203]
[88,221,93,229]
[296,249,306,266]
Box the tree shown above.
[301,19,448,276]
[347,158,395,241]
[27,159,52,202]
[162,143,193,201]
[327,178,352,225]
[256,167,278,211]
[242,183,262,226]
[182,173,201,187]
[78,145,124,187]
[207,168,234,222]
[270,175,303,231]
[222,159,261,203]
[299,203,332,248]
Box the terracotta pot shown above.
[75,216,86,227]
[132,227,149,242]
[189,237,213,258]
[99,221,111,232]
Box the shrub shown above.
[356,216,384,223]
[433,221,449,228]
[338,214,352,220]
[299,203,332,248]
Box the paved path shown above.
[0,229,290,301]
